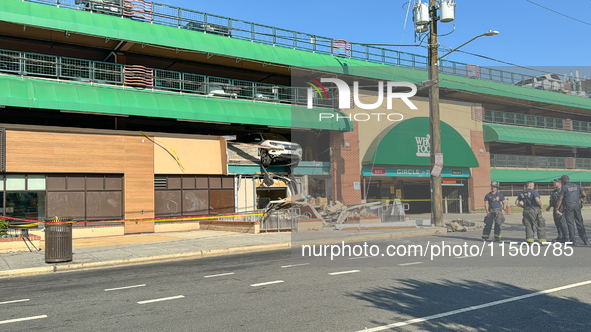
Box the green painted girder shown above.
[3,1,591,112]
[0,74,353,131]
[483,123,591,147]
[491,169,591,183]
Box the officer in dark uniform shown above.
[556,175,589,245]
[482,181,506,242]
[546,179,568,242]
[515,181,546,243]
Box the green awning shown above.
[492,169,591,183]
[483,124,591,147]
[363,117,479,168]
[0,74,353,131]
[3,1,591,111]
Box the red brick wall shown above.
[470,130,492,210]
[331,124,362,205]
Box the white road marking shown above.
[281,263,310,268]
[250,280,285,287]
[328,270,360,275]
[0,299,30,305]
[455,256,473,259]
[204,272,235,278]
[137,295,184,304]
[0,315,47,325]
[398,262,423,266]
[104,284,146,291]
[349,256,369,260]
[359,279,591,332]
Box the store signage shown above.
[415,134,430,157]
[397,168,430,176]
[372,168,386,175]
[363,166,469,178]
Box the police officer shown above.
[482,181,506,242]
[546,179,568,242]
[515,181,546,243]
[556,175,589,245]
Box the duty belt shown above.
[566,201,580,205]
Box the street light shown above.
[415,0,499,227]
[438,30,499,60]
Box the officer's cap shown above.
[561,175,570,182]
[552,178,561,183]
[491,180,500,188]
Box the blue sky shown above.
[164,0,590,77]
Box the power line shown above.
[525,0,591,26]
[451,49,555,75]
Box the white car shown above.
[236,133,302,167]
[514,74,563,92]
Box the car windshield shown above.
[262,133,288,141]
[551,74,561,80]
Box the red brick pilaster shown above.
[331,123,362,205]
[469,130,492,210]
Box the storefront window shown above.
[5,192,46,221]
[6,175,26,190]
[27,175,46,190]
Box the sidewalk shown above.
[0,213,489,277]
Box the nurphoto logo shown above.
[307,78,418,110]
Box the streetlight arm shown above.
[437,30,498,61]
[438,35,481,61]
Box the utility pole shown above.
[428,0,443,227]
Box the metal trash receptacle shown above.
[44,217,73,263]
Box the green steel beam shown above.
[2,0,591,112]
[0,75,353,131]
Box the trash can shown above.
[44,217,73,263]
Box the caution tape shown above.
[0,212,265,227]
[367,198,464,202]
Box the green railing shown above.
[20,0,591,99]
[484,109,591,133]
[0,48,335,108]
[491,154,591,170]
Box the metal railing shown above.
[261,208,298,231]
[484,109,591,133]
[490,154,591,170]
[217,210,264,222]
[0,48,335,108]
[20,0,591,99]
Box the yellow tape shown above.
[3,214,264,227]
[367,198,464,202]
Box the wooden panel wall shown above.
[153,137,225,175]
[123,135,155,233]
[5,130,155,233]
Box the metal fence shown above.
[217,211,264,222]
[261,208,298,232]
[22,0,591,99]
[491,154,591,170]
[484,109,591,133]
[0,48,334,108]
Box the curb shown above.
[0,243,291,278]
[0,226,464,277]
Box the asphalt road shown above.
[2,224,591,331]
